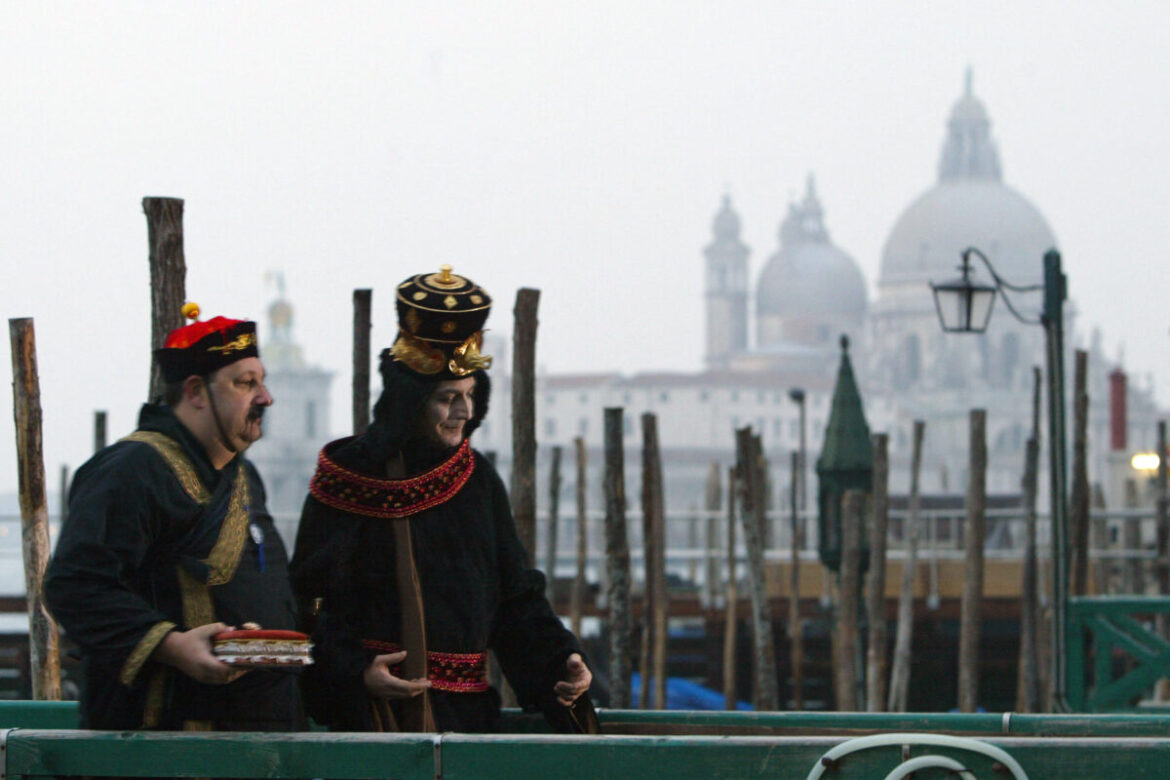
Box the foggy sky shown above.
[3,1,1169,497]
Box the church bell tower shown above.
[704,194,750,368]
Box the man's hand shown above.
[554,653,591,707]
[363,651,431,699]
[153,622,246,685]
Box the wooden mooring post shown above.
[958,409,987,713]
[544,446,562,603]
[8,318,62,700]
[1017,367,1042,712]
[702,463,721,689]
[511,288,540,565]
[642,414,668,709]
[569,437,587,637]
[58,465,69,525]
[143,197,187,403]
[788,451,803,710]
[603,408,633,708]
[93,411,107,452]
[836,489,864,711]
[888,419,924,712]
[865,433,889,712]
[352,289,372,435]
[735,428,778,711]
[723,466,739,711]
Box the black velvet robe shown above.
[44,404,302,730]
[290,436,590,733]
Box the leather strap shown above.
[392,517,436,732]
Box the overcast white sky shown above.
[3,1,1169,499]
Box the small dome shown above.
[757,242,867,318]
[757,176,867,336]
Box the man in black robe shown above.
[44,305,303,731]
[291,266,596,733]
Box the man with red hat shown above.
[291,266,596,733]
[45,305,303,731]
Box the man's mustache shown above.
[247,406,266,422]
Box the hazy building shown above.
[522,72,1162,518]
[248,275,334,540]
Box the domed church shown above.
[705,176,868,375]
[495,72,1162,514]
[871,70,1057,398]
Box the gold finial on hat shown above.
[432,264,460,288]
[181,302,201,321]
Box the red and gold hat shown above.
[390,265,493,378]
[155,302,260,383]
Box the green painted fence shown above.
[9,701,1170,737]
[3,703,1170,778]
[1067,595,1170,712]
[4,728,1170,779]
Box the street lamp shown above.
[930,248,999,333]
[930,246,1069,709]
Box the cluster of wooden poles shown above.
[10,195,1170,714]
[497,346,1170,713]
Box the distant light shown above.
[1131,452,1160,471]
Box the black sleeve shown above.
[43,445,177,684]
[481,459,585,712]
[289,494,370,726]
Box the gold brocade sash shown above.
[120,430,252,728]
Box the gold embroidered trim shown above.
[119,620,176,687]
[390,330,447,374]
[178,566,215,628]
[204,467,250,586]
[122,430,250,632]
[142,668,169,728]
[390,329,492,376]
[207,332,256,354]
[177,468,249,628]
[122,431,211,503]
[183,720,214,731]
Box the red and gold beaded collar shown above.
[309,438,475,519]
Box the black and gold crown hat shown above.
[391,265,493,377]
[155,302,260,383]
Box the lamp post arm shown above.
[961,247,1044,326]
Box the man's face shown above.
[422,377,476,448]
[206,357,273,452]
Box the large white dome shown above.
[880,179,1057,287]
[880,72,1057,290]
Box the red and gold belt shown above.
[362,639,489,693]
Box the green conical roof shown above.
[816,335,873,475]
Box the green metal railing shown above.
[4,702,1170,778]
[1067,595,1170,712]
